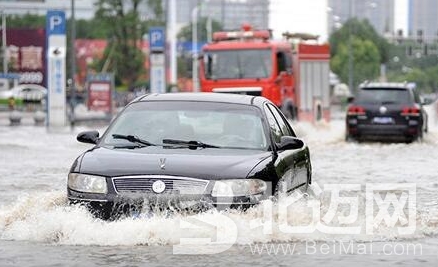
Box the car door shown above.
[264,104,300,193]
[267,104,308,189]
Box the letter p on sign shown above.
[50,15,62,31]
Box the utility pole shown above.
[191,5,199,92]
[168,0,177,88]
[207,16,212,43]
[348,0,354,93]
[70,0,76,126]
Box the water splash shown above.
[0,188,436,246]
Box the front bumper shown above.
[68,185,268,219]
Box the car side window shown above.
[267,104,295,137]
[264,105,282,143]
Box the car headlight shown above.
[212,179,267,197]
[68,173,108,194]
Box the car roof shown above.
[359,82,415,90]
[136,93,268,107]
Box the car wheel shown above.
[417,130,424,142]
[345,134,358,142]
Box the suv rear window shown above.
[356,88,412,104]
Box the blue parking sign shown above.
[46,10,66,35]
[149,27,165,52]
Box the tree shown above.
[388,65,438,93]
[177,17,223,42]
[75,18,111,39]
[6,14,45,29]
[331,37,381,89]
[94,0,164,87]
[329,18,390,64]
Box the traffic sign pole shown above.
[46,10,67,128]
[149,27,166,94]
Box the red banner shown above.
[0,28,46,86]
[87,81,112,112]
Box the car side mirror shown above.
[77,130,99,144]
[347,96,355,103]
[277,136,304,150]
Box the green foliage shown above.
[388,64,438,94]
[177,17,223,42]
[329,18,389,63]
[147,0,165,23]
[75,18,110,39]
[329,18,390,90]
[94,0,164,87]
[386,42,438,93]
[6,14,45,29]
[331,37,381,89]
[5,13,110,39]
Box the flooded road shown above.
[0,106,437,266]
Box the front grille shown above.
[112,175,209,195]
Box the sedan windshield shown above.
[356,88,412,104]
[101,101,268,150]
[203,49,272,79]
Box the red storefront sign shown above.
[0,28,46,86]
[87,81,112,112]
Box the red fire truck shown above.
[199,25,331,122]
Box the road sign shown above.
[46,10,66,127]
[46,10,66,35]
[149,27,165,52]
[86,73,114,113]
[87,82,112,113]
[150,54,166,94]
[149,27,166,93]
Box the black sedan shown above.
[346,82,428,142]
[68,93,312,219]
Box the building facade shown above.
[327,0,395,37]
[175,0,269,31]
[0,0,269,31]
[408,0,438,42]
[0,0,95,19]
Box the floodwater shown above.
[0,105,437,266]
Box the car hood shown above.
[76,146,272,180]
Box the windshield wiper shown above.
[112,134,156,147]
[162,139,221,149]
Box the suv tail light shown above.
[401,106,420,116]
[347,105,366,116]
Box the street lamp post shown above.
[70,0,76,127]
[168,0,177,88]
[191,6,199,92]
[207,16,212,43]
[348,0,354,93]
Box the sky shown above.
[269,0,408,42]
